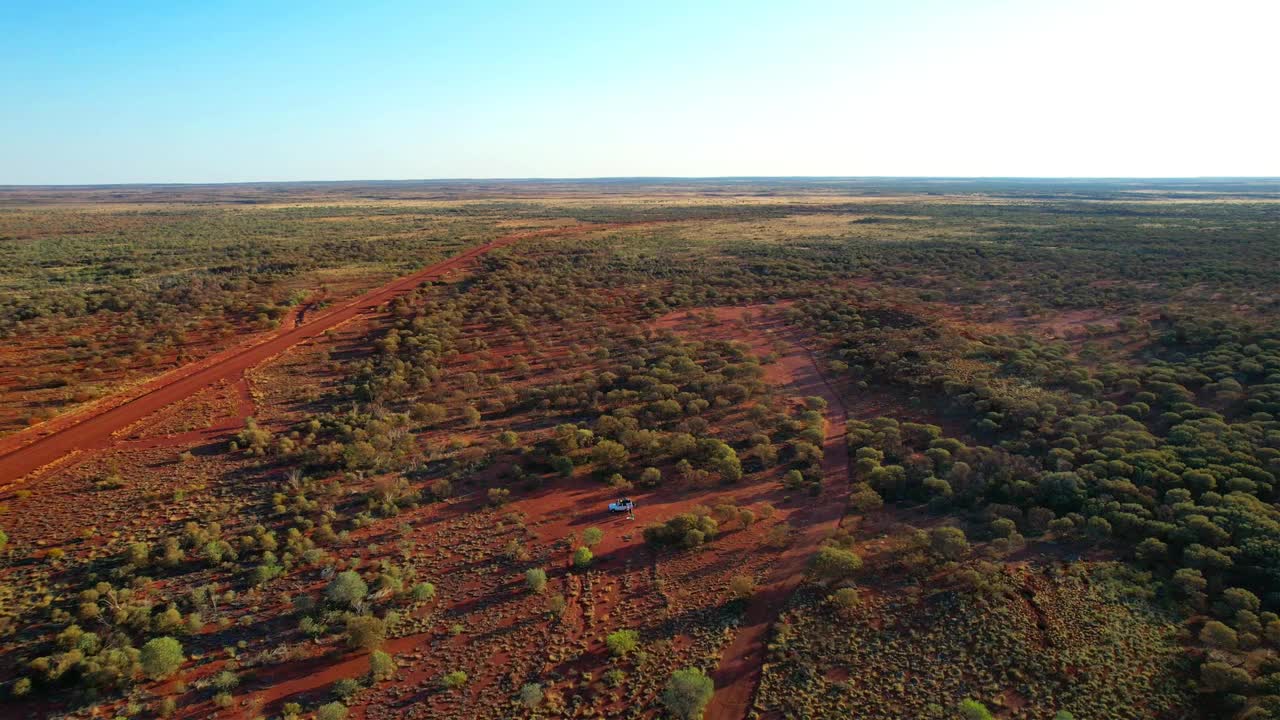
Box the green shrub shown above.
[661,667,714,720]
[520,682,543,707]
[552,455,574,477]
[591,440,629,472]
[639,467,662,487]
[573,546,593,568]
[1199,620,1238,649]
[345,615,386,650]
[525,568,548,593]
[547,594,567,617]
[729,574,756,600]
[369,650,396,681]
[808,546,862,583]
[212,670,239,691]
[958,699,994,720]
[316,702,348,720]
[332,677,361,700]
[606,629,639,657]
[828,587,861,613]
[410,582,436,601]
[930,526,970,561]
[643,513,718,549]
[326,571,368,607]
[442,670,468,690]
[1200,661,1250,693]
[139,636,184,679]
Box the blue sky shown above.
[2,0,1276,183]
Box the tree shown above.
[606,629,640,657]
[525,568,547,593]
[554,424,579,452]
[1134,537,1167,564]
[1221,587,1261,613]
[661,667,714,720]
[1085,516,1112,542]
[809,546,862,583]
[644,512,719,549]
[327,571,368,608]
[930,526,970,561]
[958,699,995,720]
[1037,472,1086,512]
[591,440,629,472]
[411,402,446,426]
[989,518,1016,539]
[1200,661,1250,693]
[639,466,662,487]
[582,527,604,546]
[573,546,593,568]
[551,455,575,477]
[1199,620,1238,649]
[1172,567,1208,607]
[140,636,184,679]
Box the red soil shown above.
[248,304,854,719]
[0,223,637,490]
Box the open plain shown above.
[1,178,1279,720]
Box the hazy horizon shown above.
[5,176,1280,190]
[4,0,1278,184]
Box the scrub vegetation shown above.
[0,178,1278,719]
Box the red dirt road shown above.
[650,305,853,720]
[0,223,613,488]
[702,313,852,720]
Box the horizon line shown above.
[4,175,1280,190]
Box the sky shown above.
[1,0,1277,184]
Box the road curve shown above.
[0,223,613,488]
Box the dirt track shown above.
[701,313,852,720]
[0,223,614,489]
[648,305,852,720]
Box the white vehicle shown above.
[608,498,635,513]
